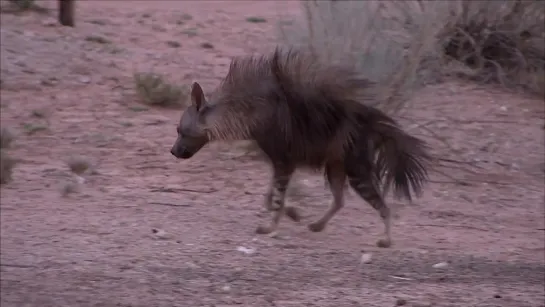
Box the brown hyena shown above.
[170,48,431,248]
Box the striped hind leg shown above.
[308,162,346,232]
[348,174,393,248]
[256,163,298,234]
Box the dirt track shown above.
[1,1,544,306]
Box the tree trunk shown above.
[58,0,75,27]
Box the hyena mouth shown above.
[179,151,194,159]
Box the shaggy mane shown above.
[205,48,378,163]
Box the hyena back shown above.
[171,48,431,248]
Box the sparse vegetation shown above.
[88,19,107,25]
[60,181,78,197]
[128,105,149,112]
[22,123,47,135]
[151,24,167,32]
[66,156,91,175]
[166,40,181,48]
[180,13,192,21]
[85,35,111,44]
[8,0,34,10]
[246,16,267,23]
[181,28,198,37]
[438,1,545,96]
[200,42,214,49]
[0,128,17,185]
[5,0,48,13]
[278,0,545,113]
[31,109,46,118]
[133,72,188,108]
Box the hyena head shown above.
[170,82,210,159]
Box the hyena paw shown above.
[285,206,302,222]
[255,225,275,235]
[376,238,392,248]
[307,221,326,232]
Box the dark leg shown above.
[308,162,346,232]
[348,174,393,248]
[256,163,296,234]
[58,0,75,27]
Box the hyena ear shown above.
[191,82,206,110]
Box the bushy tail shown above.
[367,109,432,201]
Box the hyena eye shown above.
[176,127,182,135]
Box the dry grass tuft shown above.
[133,72,189,108]
[66,157,91,175]
[60,182,79,197]
[4,0,48,14]
[278,0,545,112]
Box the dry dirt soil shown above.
[0,1,544,307]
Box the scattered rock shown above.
[151,228,169,239]
[75,175,86,184]
[359,252,373,264]
[432,262,448,269]
[79,76,91,84]
[236,246,255,255]
[185,262,200,269]
[395,298,407,306]
[389,275,413,281]
[221,285,231,292]
[42,20,57,27]
[268,231,281,239]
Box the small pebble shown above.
[42,20,57,27]
[79,76,91,84]
[359,253,373,264]
[432,262,448,269]
[236,246,255,255]
[185,262,199,269]
[75,175,86,184]
[151,228,168,239]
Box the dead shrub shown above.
[133,72,188,108]
[278,1,443,115]
[438,0,544,96]
[278,0,545,109]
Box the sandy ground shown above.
[0,1,544,306]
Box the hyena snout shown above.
[170,136,208,159]
[170,144,194,159]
